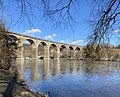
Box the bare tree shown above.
[0,0,119,40]
[83,0,120,60]
[0,0,77,28]
[0,21,17,70]
[0,0,119,38]
[88,0,120,45]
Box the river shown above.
[16,59,120,97]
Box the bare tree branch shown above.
[88,0,120,46]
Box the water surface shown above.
[17,59,120,97]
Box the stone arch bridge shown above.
[8,32,84,59]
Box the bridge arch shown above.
[75,47,81,58]
[8,35,19,40]
[49,44,57,59]
[60,45,67,58]
[68,46,74,58]
[23,39,35,45]
[23,39,35,58]
[38,42,49,59]
[60,45,66,49]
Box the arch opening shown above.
[75,47,81,59]
[24,39,35,45]
[23,39,34,59]
[8,35,19,43]
[68,46,74,58]
[49,44,57,59]
[38,42,48,59]
[60,45,67,58]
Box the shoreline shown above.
[0,68,47,97]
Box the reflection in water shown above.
[16,59,24,80]
[16,59,120,97]
[43,59,50,79]
[52,59,60,76]
[31,59,39,80]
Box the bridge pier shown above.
[16,59,24,80]
[32,44,39,59]
[54,48,60,59]
[44,48,50,59]
[17,45,24,59]
[73,51,75,59]
[56,50,60,59]
[16,37,25,59]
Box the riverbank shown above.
[0,68,46,97]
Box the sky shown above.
[2,0,120,46]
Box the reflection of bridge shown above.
[8,32,84,59]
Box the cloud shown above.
[71,40,84,45]
[45,33,56,40]
[60,40,65,43]
[113,28,120,34]
[23,28,42,36]
[52,33,56,37]
[60,39,69,43]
